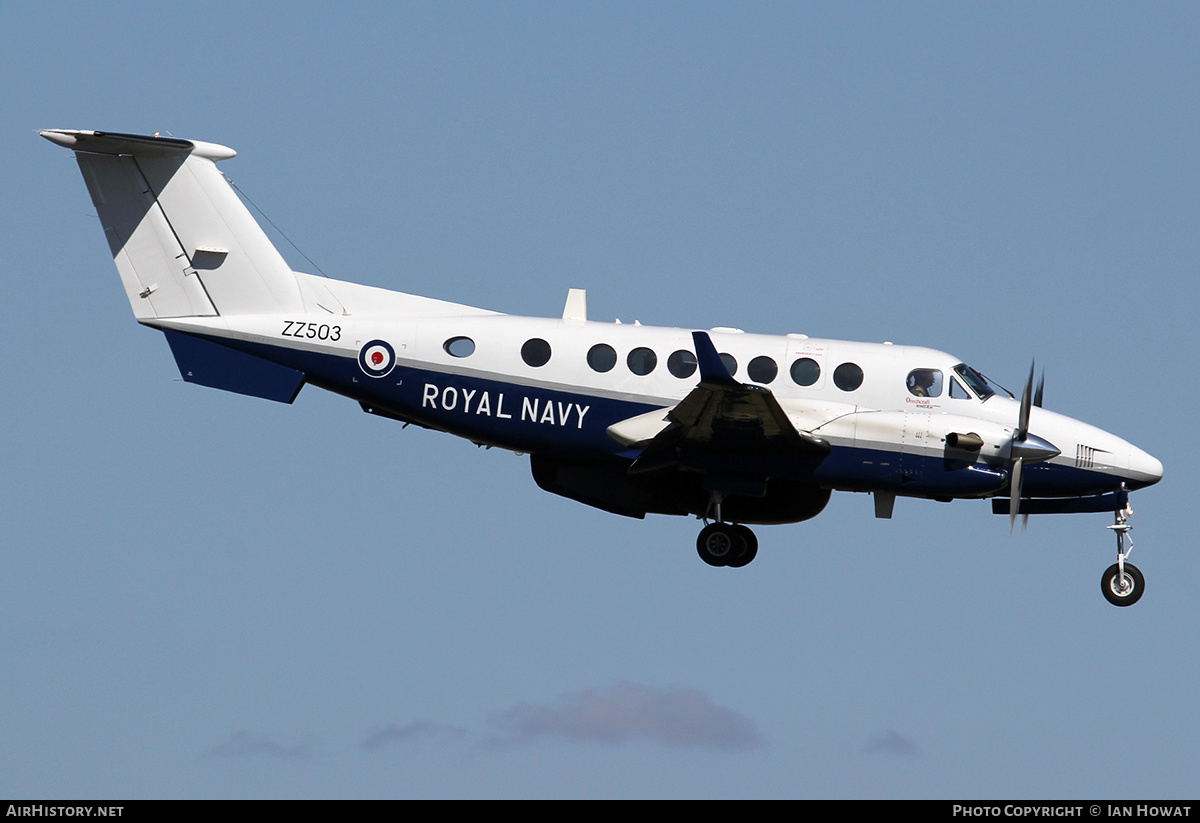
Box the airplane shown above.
[42,128,1164,606]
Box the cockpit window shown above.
[952,363,996,400]
[906,369,942,398]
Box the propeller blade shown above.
[1010,362,1041,533]
[1017,361,1035,441]
[1009,458,1025,533]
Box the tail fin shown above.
[42,129,302,319]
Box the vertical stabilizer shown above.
[42,129,303,319]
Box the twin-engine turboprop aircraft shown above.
[42,129,1163,606]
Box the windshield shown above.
[952,364,996,401]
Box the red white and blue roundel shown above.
[358,339,397,378]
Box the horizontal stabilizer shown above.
[41,130,207,158]
[164,330,305,403]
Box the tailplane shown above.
[42,129,302,319]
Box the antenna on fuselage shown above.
[562,289,587,321]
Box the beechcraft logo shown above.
[358,339,396,378]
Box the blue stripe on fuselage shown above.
[173,332,1132,499]
[388,364,659,457]
[194,333,659,458]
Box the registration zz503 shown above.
[282,321,341,341]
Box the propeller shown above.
[1009,361,1057,532]
[1009,458,1025,532]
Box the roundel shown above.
[358,339,396,378]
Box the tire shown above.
[1101,562,1145,607]
[725,525,758,568]
[697,523,740,567]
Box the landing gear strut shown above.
[1101,505,1143,607]
[696,494,758,568]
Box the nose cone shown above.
[1029,407,1162,493]
[1127,444,1164,490]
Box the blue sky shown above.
[4,2,1198,798]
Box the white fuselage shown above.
[148,278,1162,506]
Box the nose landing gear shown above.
[1101,506,1143,607]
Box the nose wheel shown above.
[1102,561,1143,607]
[1101,505,1144,607]
[696,523,759,568]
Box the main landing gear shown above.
[696,493,759,568]
[697,522,758,568]
[1101,506,1143,607]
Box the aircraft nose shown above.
[1127,445,1163,489]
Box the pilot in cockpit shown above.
[907,369,942,398]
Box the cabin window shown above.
[906,368,943,398]
[521,338,552,368]
[587,343,617,373]
[790,357,820,387]
[627,347,657,376]
[833,362,863,392]
[747,356,778,384]
[719,353,738,376]
[668,349,697,378]
[443,336,476,358]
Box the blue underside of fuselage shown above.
[174,331,1129,502]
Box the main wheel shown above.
[697,523,741,567]
[725,525,758,568]
[1101,562,1145,607]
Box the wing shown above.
[609,331,833,497]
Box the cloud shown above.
[485,682,764,751]
[864,730,920,758]
[201,731,311,760]
[359,720,469,752]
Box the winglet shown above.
[692,331,737,385]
